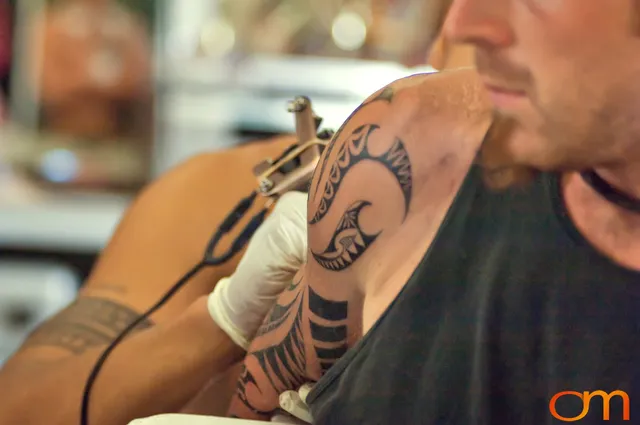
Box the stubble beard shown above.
[477,111,541,191]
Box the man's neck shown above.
[563,169,640,270]
[595,163,640,199]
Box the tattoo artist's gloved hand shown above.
[208,191,308,349]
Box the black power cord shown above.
[580,169,640,213]
[80,190,269,425]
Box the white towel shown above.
[128,414,268,425]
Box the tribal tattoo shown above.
[255,274,304,338]
[308,286,349,373]
[22,297,152,355]
[231,87,415,419]
[311,87,395,203]
[309,123,413,271]
[311,200,379,271]
[231,278,350,417]
[311,123,413,224]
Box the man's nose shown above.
[443,0,513,50]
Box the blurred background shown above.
[0,0,448,363]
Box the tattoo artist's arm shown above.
[0,295,243,425]
[228,84,417,420]
[0,142,302,425]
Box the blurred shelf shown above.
[160,54,435,95]
[1,55,436,254]
[0,186,130,253]
[158,54,437,133]
[154,54,435,171]
[0,260,79,364]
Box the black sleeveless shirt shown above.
[306,165,639,425]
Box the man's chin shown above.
[477,114,541,190]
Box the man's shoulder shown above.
[383,68,491,140]
[306,67,492,240]
[337,68,492,165]
[304,68,494,301]
[308,69,492,213]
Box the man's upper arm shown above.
[228,77,431,419]
[306,78,424,285]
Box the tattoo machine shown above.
[202,96,333,265]
[80,97,334,425]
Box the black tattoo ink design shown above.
[235,366,273,416]
[251,296,308,393]
[308,122,413,272]
[23,297,152,355]
[255,275,304,337]
[308,285,348,321]
[254,296,300,337]
[311,87,395,202]
[235,284,351,415]
[307,286,349,373]
[310,321,347,343]
[310,123,413,224]
[287,274,303,292]
[235,88,411,417]
[311,200,379,271]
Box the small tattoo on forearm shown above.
[22,297,152,355]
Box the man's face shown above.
[444,0,640,171]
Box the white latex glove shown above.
[208,191,308,349]
[277,383,315,424]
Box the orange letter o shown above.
[549,391,590,422]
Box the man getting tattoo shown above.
[227,3,638,425]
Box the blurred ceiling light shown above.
[331,11,367,52]
[200,18,236,57]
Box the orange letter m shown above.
[550,390,630,422]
